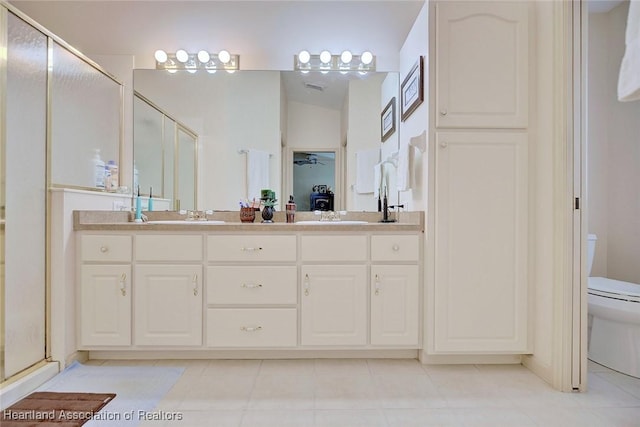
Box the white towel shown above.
[618,0,640,102]
[246,149,270,200]
[355,149,380,194]
[397,144,411,191]
[409,130,427,153]
[373,162,382,198]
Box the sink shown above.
[295,220,368,225]
[147,220,225,225]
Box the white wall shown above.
[588,1,640,284]
[523,0,556,381]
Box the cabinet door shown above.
[134,264,202,346]
[301,265,367,346]
[80,264,131,346]
[435,1,529,128]
[434,132,528,353]
[371,265,419,346]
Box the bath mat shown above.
[0,391,116,426]
[36,361,184,426]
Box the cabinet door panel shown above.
[436,1,529,128]
[301,265,367,346]
[371,265,419,346]
[80,264,131,346]
[134,264,202,346]
[434,132,528,353]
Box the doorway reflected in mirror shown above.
[293,151,335,211]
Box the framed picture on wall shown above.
[401,56,424,122]
[381,97,396,142]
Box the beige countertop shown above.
[73,210,424,232]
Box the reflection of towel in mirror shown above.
[247,149,270,200]
[397,143,411,191]
[355,149,380,194]
[373,162,383,198]
[618,0,640,101]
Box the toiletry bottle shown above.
[93,149,105,189]
[134,186,142,222]
[148,187,154,211]
[107,160,118,191]
[286,195,296,223]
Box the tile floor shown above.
[84,359,640,427]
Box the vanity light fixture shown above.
[154,49,240,73]
[294,50,375,72]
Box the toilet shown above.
[587,234,640,378]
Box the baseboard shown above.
[522,354,554,385]
[419,350,523,364]
[0,361,59,410]
[88,349,419,360]
[65,350,89,367]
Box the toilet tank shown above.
[587,234,597,276]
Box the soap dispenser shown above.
[286,195,296,223]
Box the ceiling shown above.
[8,0,425,70]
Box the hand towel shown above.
[618,0,640,101]
[397,144,411,191]
[246,149,270,200]
[355,149,380,194]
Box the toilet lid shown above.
[588,277,640,300]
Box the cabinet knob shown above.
[439,141,448,148]
[241,283,263,289]
[304,274,310,296]
[100,246,109,253]
[240,326,263,332]
[439,109,447,116]
[375,274,381,296]
[392,244,400,252]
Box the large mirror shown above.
[133,70,400,211]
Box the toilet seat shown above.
[588,277,640,303]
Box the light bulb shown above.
[197,50,210,63]
[154,49,168,63]
[340,50,353,64]
[319,50,332,64]
[176,49,189,63]
[298,50,311,64]
[218,50,231,64]
[361,51,373,65]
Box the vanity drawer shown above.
[207,308,297,347]
[371,235,420,262]
[135,235,203,261]
[207,266,297,305]
[80,235,132,262]
[207,235,296,262]
[301,235,367,262]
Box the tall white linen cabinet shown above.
[430,1,531,354]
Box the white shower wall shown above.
[588,1,640,284]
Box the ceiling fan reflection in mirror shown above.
[294,153,325,166]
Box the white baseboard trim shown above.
[419,351,523,364]
[89,349,419,360]
[0,361,59,410]
[522,354,554,386]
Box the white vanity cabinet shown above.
[134,235,203,346]
[78,235,132,347]
[371,235,420,346]
[206,235,298,348]
[300,235,368,346]
[75,223,424,354]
